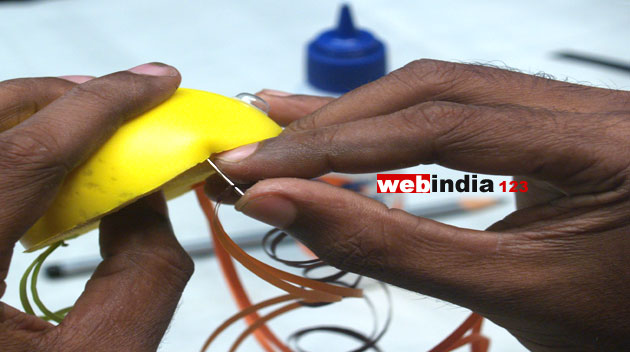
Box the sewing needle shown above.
[206,158,245,197]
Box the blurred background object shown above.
[555,50,630,73]
[305,4,386,94]
[1,1,629,351]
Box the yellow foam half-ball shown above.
[20,88,282,251]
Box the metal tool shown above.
[207,158,245,196]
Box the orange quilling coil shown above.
[194,186,489,352]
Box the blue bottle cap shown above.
[307,4,386,93]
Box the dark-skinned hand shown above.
[205,59,630,351]
[0,63,194,352]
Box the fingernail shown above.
[59,75,94,84]
[236,195,296,229]
[128,62,178,76]
[260,89,292,97]
[215,142,258,163]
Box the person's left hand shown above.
[0,64,194,351]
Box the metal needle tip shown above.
[207,159,245,197]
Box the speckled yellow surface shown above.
[20,88,282,251]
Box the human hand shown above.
[207,60,630,351]
[0,64,194,351]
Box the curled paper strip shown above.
[194,185,489,352]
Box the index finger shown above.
[0,63,180,249]
[216,100,627,198]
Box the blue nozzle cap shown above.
[307,4,386,93]
[337,5,357,38]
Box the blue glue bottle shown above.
[300,4,402,208]
[306,4,386,94]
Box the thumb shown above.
[59,192,194,352]
[234,178,510,309]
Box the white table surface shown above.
[1,0,629,351]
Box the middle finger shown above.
[283,59,629,134]
[0,77,78,132]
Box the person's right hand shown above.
[206,60,630,351]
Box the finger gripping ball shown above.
[20,88,282,251]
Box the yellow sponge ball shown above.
[21,88,282,251]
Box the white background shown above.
[1,0,629,351]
